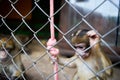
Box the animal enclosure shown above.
[0,0,120,80]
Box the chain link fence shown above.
[0,0,120,80]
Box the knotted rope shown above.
[47,0,59,80]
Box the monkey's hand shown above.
[47,38,59,64]
[87,30,100,46]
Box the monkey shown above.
[0,35,29,80]
[55,29,112,80]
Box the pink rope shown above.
[47,0,59,80]
[50,0,55,39]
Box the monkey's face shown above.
[0,37,14,62]
[71,29,90,57]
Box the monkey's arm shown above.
[101,52,112,76]
[9,55,24,79]
[94,44,112,75]
[57,55,77,68]
[87,30,112,75]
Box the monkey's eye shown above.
[78,46,84,49]
[74,45,85,50]
[0,48,4,51]
[73,46,77,48]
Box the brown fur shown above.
[0,35,28,80]
[57,29,112,80]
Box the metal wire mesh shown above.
[0,0,120,80]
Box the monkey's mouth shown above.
[74,43,90,58]
[0,50,8,62]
